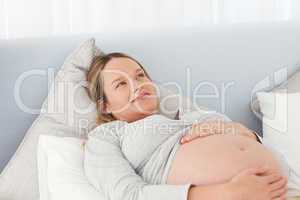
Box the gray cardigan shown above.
[83,110,262,200]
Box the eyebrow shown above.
[111,68,144,84]
[111,77,123,85]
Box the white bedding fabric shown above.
[257,91,300,197]
[251,69,300,197]
[37,135,106,200]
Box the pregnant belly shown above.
[166,134,283,185]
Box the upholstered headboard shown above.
[1,21,300,172]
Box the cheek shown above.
[111,89,131,107]
[148,83,158,98]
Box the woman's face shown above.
[102,57,159,122]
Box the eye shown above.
[138,72,145,77]
[115,81,126,89]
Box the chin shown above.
[134,99,158,115]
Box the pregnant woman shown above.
[84,52,288,200]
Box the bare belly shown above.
[166,134,283,185]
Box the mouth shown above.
[131,90,152,102]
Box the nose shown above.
[130,79,143,101]
[132,79,141,94]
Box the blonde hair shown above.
[86,52,151,125]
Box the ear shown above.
[98,99,111,114]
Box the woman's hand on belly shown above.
[227,166,288,200]
[180,120,258,144]
[187,166,287,200]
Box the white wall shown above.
[0,0,300,39]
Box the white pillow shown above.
[256,91,300,197]
[251,70,300,197]
[257,91,300,164]
[37,135,105,200]
[254,70,300,170]
[251,69,300,120]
